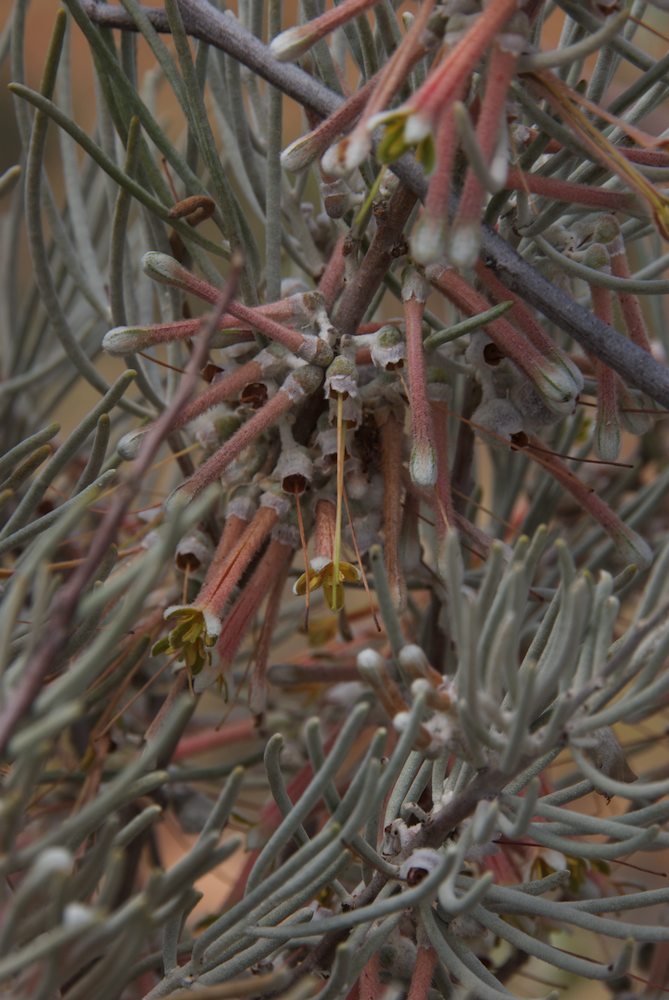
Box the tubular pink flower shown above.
[282,80,377,173]
[117,348,288,459]
[411,94,463,265]
[217,529,296,669]
[476,262,583,391]
[322,0,436,175]
[403,271,437,487]
[609,234,653,354]
[103,319,253,355]
[372,0,522,166]
[142,252,332,363]
[380,410,406,610]
[516,435,651,569]
[429,265,581,416]
[589,276,621,463]
[271,0,379,62]
[198,493,289,617]
[167,366,324,509]
[155,496,283,676]
[224,298,334,366]
[450,29,525,267]
[503,170,639,213]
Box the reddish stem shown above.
[590,282,620,461]
[358,953,382,1000]
[199,505,280,618]
[415,0,520,122]
[217,537,294,667]
[609,238,653,353]
[504,169,638,212]
[453,43,518,232]
[318,233,347,312]
[432,400,456,537]
[173,718,259,760]
[404,285,437,486]
[408,946,438,1000]
[380,410,406,609]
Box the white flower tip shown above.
[63,903,98,928]
[410,678,432,699]
[34,847,74,877]
[410,443,438,488]
[142,251,180,284]
[356,647,384,671]
[102,326,145,355]
[403,111,431,145]
[392,710,412,733]
[270,26,312,62]
[534,364,582,416]
[117,427,148,460]
[411,220,447,266]
[399,643,429,671]
[321,133,370,177]
[448,223,482,270]
[614,530,653,571]
[281,135,318,172]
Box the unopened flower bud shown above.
[411,216,448,266]
[410,441,438,487]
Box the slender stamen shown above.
[332,393,345,613]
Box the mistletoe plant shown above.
[2,1,669,998]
